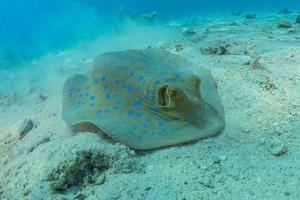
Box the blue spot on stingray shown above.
[112,95,119,99]
[103,85,109,90]
[96,109,102,114]
[105,109,110,113]
[166,79,173,84]
[85,92,89,96]
[138,76,144,81]
[135,86,141,91]
[142,123,148,128]
[90,96,95,100]
[101,76,106,81]
[172,116,179,120]
[158,121,164,127]
[86,86,91,90]
[105,95,110,100]
[165,118,171,123]
[79,79,84,84]
[132,125,138,130]
[93,79,99,84]
[136,112,142,118]
[154,80,161,85]
[117,100,123,105]
[127,111,134,115]
[122,84,132,91]
[114,80,120,84]
[134,100,142,108]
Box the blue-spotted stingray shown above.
[62,48,225,150]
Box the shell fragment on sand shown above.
[62,48,225,150]
[9,118,34,139]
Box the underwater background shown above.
[1,0,300,200]
[1,0,300,65]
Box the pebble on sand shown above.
[277,20,292,28]
[9,118,34,139]
[296,15,300,24]
[182,28,196,37]
[268,138,288,156]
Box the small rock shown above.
[141,11,158,23]
[231,11,242,16]
[288,29,296,34]
[73,192,87,200]
[38,94,47,101]
[296,15,300,24]
[278,8,292,15]
[268,138,287,156]
[199,176,214,188]
[182,28,195,37]
[213,155,227,164]
[250,55,261,69]
[82,175,91,187]
[284,191,290,196]
[145,186,151,191]
[245,13,256,19]
[10,118,34,139]
[128,149,136,156]
[201,45,229,55]
[277,20,292,28]
[174,44,183,52]
[94,173,106,185]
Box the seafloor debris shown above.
[245,13,256,19]
[201,43,230,55]
[48,151,112,191]
[182,27,196,37]
[268,138,288,156]
[191,29,209,43]
[38,93,47,101]
[296,15,300,24]
[9,118,35,140]
[118,9,158,24]
[277,20,293,28]
[259,80,277,92]
[174,44,184,52]
[278,8,293,15]
[231,11,242,16]
[141,11,158,23]
[249,55,261,69]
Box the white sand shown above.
[0,13,300,200]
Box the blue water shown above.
[0,0,299,66]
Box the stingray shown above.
[62,48,225,150]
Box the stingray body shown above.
[62,48,224,150]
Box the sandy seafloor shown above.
[0,12,300,200]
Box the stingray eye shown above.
[167,86,183,102]
[169,89,177,98]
